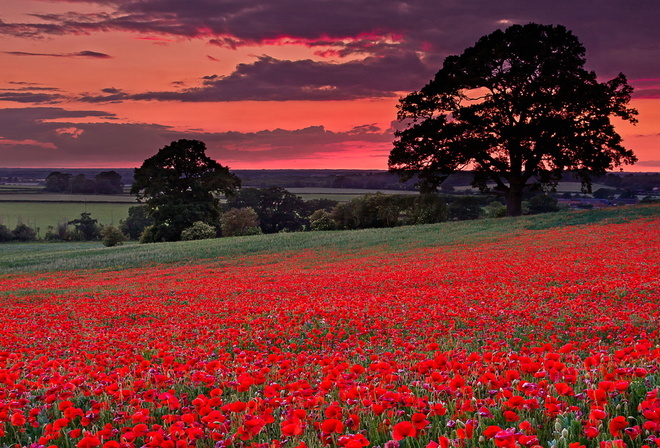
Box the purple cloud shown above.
[4,50,112,59]
[80,53,433,102]
[1,0,658,80]
[0,107,391,166]
[0,92,64,103]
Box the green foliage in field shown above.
[1,204,657,274]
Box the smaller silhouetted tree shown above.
[45,172,72,192]
[68,212,100,240]
[70,174,97,194]
[95,171,124,194]
[131,139,240,242]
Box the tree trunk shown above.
[505,185,524,217]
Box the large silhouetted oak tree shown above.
[131,139,240,242]
[389,24,638,216]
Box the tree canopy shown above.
[389,23,638,216]
[131,139,240,242]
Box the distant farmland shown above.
[0,187,412,234]
[0,202,135,234]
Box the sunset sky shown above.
[1,0,659,170]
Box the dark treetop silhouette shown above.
[131,139,241,242]
[389,23,638,216]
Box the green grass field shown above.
[1,203,657,274]
[0,202,135,232]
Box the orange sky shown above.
[0,0,658,171]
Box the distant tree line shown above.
[45,171,124,194]
[1,169,659,193]
[1,211,127,247]
[113,187,562,244]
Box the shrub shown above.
[405,194,448,224]
[139,225,158,244]
[527,194,560,214]
[484,201,507,218]
[180,221,217,241]
[0,224,14,242]
[44,222,78,241]
[44,226,60,241]
[68,212,101,240]
[220,207,262,237]
[309,209,335,231]
[448,196,483,220]
[12,223,38,242]
[120,205,154,240]
[101,225,128,247]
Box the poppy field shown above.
[1,214,659,448]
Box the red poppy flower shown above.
[392,421,416,441]
[411,413,429,430]
[77,434,101,448]
[321,418,344,434]
[610,416,629,437]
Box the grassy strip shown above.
[0,202,135,235]
[1,204,658,274]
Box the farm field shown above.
[1,206,659,448]
[0,201,135,233]
[284,188,416,202]
[0,186,138,234]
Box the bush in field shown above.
[181,221,217,241]
[12,223,38,241]
[404,194,448,224]
[330,193,447,230]
[0,224,14,242]
[593,187,616,200]
[448,196,483,220]
[484,201,507,218]
[120,205,154,240]
[338,193,403,229]
[303,198,339,216]
[139,225,158,244]
[44,226,61,241]
[68,212,101,240]
[528,194,560,214]
[309,209,335,231]
[101,225,128,247]
[221,207,262,237]
[227,187,307,233]
[44,222,79,241]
